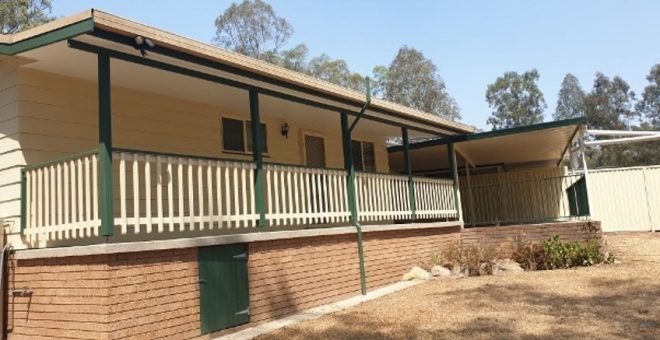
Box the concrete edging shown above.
[14,221,462,260]
[215,280,424,340]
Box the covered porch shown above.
[14,19,471,248]
[389,118,592,227]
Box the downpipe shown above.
[354,223,367,295]
[0,243,13,340]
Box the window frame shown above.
[351,139,376,173]
[221,115,268,155]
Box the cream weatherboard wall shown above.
[1,66,391,244]
[0,59,21,236]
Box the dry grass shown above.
[258,233,660,340]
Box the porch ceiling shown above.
[389,118,585,174]
[15,38,432,140]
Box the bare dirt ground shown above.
[258,233,660,340]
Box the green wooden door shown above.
[198,244,250,334]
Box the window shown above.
[221,117,267,154]
[352,140,376,172]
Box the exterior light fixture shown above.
[281,123,289,139]
[134,35,156,56]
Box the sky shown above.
[52,1,660,129]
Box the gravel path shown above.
[258,233,660,340]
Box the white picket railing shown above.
[22,149,460,244]
[23,151,100,242]
[356,172,413,222]
[114,151,258,234]
[413,177,457,219]
[264,164,350,226]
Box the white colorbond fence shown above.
[587,165,660,232]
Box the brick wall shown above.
[8,249,201,340]
[247,234,361,323]
[362,226,461,289]
[6,221,601,339]
[461,221,602,254]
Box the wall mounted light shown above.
[281,123,289,139]
[134,35,156,56]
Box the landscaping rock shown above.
[492,259,524,275]
[402,266,431,281]
[430,265,452,278]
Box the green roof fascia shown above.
[388,117,588,153]
[0,18,94,55]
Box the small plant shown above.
[512,234,612,270]
[430,241,498,276]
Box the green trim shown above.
[355,223,367,295]
[0,19,94,55]
[69,39,442,136]
[388,117,588,153]
[401,127,416,220]
[98,53,114,237]
[341,112,358,224]
[249,90,267,227]
[341,112,367,295]
[447,143,460,215]
[20,168,27,235]
[23,149,99,171]
[348,78,371,133]
[68,39,444,136]
[88,29,471,136]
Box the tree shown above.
[554,73,586,120]
[636,64,660,128]
[583,73,639,167]
[0,0,53,34]
[584,73,636,130]
[307,54,365,92]
[214,0,293,59]
[374,46,460,120]
[485,69,546,129]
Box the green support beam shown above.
[98,53,114,237]
[401,127,416,220]
[447,143,461,221]
[341,111,367,295]
[249,90,267,227]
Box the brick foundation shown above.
[6,221,601,339]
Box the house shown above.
[0,10,601,339]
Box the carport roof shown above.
[388,117,586,173]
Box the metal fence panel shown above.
[587,165,660,232]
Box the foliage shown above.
[636,64,660,128]
[430,241,498,276]
[372,46,461,120]
[214,0,293,59]
[485,69,546,129]
[213,2,460,115]
[512,235,613,271]
[0,0,53,34]
[554,73,586,120]
[584,73,637,131]
[307,53,366,92]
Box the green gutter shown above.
[388,117,588,153]
[0,18,94,55]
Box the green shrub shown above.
[512,235,612,270]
